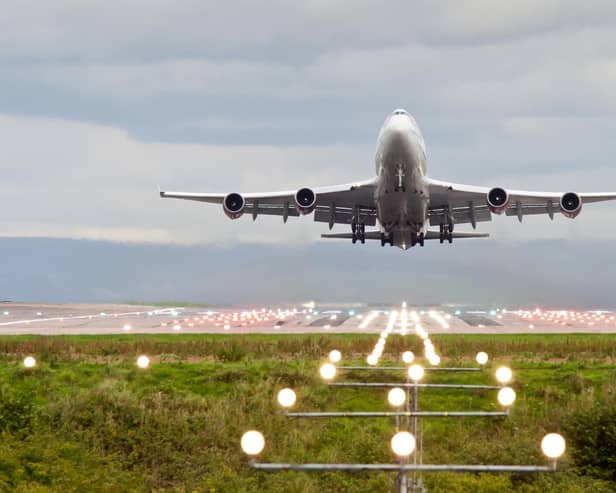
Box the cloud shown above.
[2,3,616,248]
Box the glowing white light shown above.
[319,363,336,380]
[241,430,265,456]
[359,311,379,329]
[497,387,516,407]
[391,431,416,457]
[495,366,513,385]
[23,356,36,368]
[428,355,441,366]
[123,324,132,331]
[367,354,378,366]
[328,350,342,363]
[402,351,414,364]
[277,388,297,408]
[387,387,406,407]
[173,324,181,331]
[476,352,489,366]
[408,364,424,382]
[136,355,150,369]
[541,433,566,460]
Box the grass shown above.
[0,334,614,492]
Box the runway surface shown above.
[1,302,615,335]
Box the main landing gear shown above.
[380,232,394,247]
[439,223,454,244]
[351,222,366,244]
[412,232,425,247]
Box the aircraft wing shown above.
[159,178,378,227]
[426,177,616,228]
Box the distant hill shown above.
[0,237,614,308]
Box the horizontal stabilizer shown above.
[321,230,490,240]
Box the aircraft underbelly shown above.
[375,136,428,235]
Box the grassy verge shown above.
[0,334,614,492]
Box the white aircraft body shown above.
[160,109,616,250]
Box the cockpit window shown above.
[393,109,408,115]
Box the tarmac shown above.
[1,302,615,335]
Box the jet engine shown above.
[486,187,510,214]
[223,192,245,219]
[560,192,582,219]
[294,187,317,215]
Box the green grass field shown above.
[0,334,615,492]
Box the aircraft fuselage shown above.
[375,109,429,249]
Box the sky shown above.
[2,2,616,304]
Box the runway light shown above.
[367,354,378,366]
[320,363,336,380]
[402,351,414,364]
[497,387,516,407]
[387,387,406,407]
[391,431,416,457]
[277,388,297,408]
[495,366,513,385]
[428,355,441,366]
[123,324,132,331]
[173,324,181,331]
[241,430,265,456]
[541,433,566,460]
[476,352,489,366]
[136,355,150,369]
[408,364,424,382]
[328,350,342,363]
[23,356,36,368]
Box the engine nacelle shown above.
[223,192,245,220]
[486,187,510,214]
[294,187,317,215]
[560,192,582,219]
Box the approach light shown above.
[328,350,342,363]
[541,433,566,460]
[408,364,424,382]
[123,324,132,331]
[476,352,489,366]
[319,363,336,380]
[277,388,297,408]
[391,431,416,457]
[497,387,516,407]
[367,354,378,366]
[387,387,406,408]
[241,430,265,456]
[23,356,36,368]
[402,351,414,364]
[495,366,513,385]
[428,355,441,366]
[136,355,150,369]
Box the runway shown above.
[1,302,615,335]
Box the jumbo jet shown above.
[160,109,616,250]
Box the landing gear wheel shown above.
[380,233,386,247]
[419,233,425,247]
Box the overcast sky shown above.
[2,2,616,304]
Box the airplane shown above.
[159,109,616,250]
